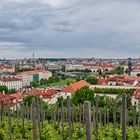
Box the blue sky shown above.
[0,0,140,59]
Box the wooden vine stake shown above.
[32,98,37,140]
[37,101,42,140]
[61,101,64,140]
[122,94,127,140]
[84,101,92,140]
[95,95,99,140]
[21,99,25,139]
[67,96,72,140]
[6,99,12,140]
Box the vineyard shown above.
[0,94,140,140]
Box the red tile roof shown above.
[30,89,57,99]
[17,70,50,75]
[0,93,17,107]
[122,76,140,86]
[11,93,23,101]
[0,64,14,70]
[110,74,127,79]
[107,77,118,82]
[0,76,21,82]
[62,80,91,93]
[124,76,140,81]
[134,89,140,99]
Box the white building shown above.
[17,74,33,87]
[131,69,140,76]
[0,76,22,90]
[47,92,71,104]
[0,65,15,73]
[38,70,52,80]
[17,70,52,87]
[90,66,100,72]
[65,64,84,71]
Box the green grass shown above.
[39,78,76,88]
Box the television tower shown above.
[128,58,132,75]
[33,53,35,61]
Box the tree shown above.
[40,78,48,85]
[56,96,67,107]
[0,85,8,94]
[86,76,98,85]
[76,76,81,82]
[114,66,124,74]
[24,95,47,107]
[137,73,140,77]
[8,89,16,94]
[30,81,39,87]
[72,86,95,106]
[48,76,60,83]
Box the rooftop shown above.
[62,80,91,93]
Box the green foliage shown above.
[0,86,16,94]
[24,95,47,107]
[55,96,68,108]
[68,69,92,73]
[102,66,124,76]
[86,76,98,85]
[30,81,39,87]
[75,76,81,82]
[31,76,60,87]
[0,129,5,140]
[72,86,95,106]
[0,85,8,94]
[94,87,134,94]
[137,73,140,76]
[42,122,57,139]
[8,88,16,94]
[102,71,114,76]
[1,116,140,139]
[48,76,60,83]
[40,78,48,85]
[72,124,86,139]
[113,66,124,74]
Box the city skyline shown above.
[0,0,140,59]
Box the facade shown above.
[0,76,22,90]
[17,74,33,87]
[0,65,15,73]
[17,70,52,87]
[99,63,114,72]
[90,66,100,72]
[131,69,140,76]
[38,70,52,80]
[65,64,84,71]
[47,63,62,71]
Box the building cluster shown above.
[16,70,52,87]
[0,75,22,90]
[0,78,140,109]
[0,70,52,89]
[0,92,22,109]
[1,58,140,109]
[0,64,15,73]
[65,62,115,72]
[99,74,140,87]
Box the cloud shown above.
[0,0,140,58]
[0,41,64,59]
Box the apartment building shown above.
[0,76,22,90]
[17,70,52,87]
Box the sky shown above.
[0,0,140,59]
